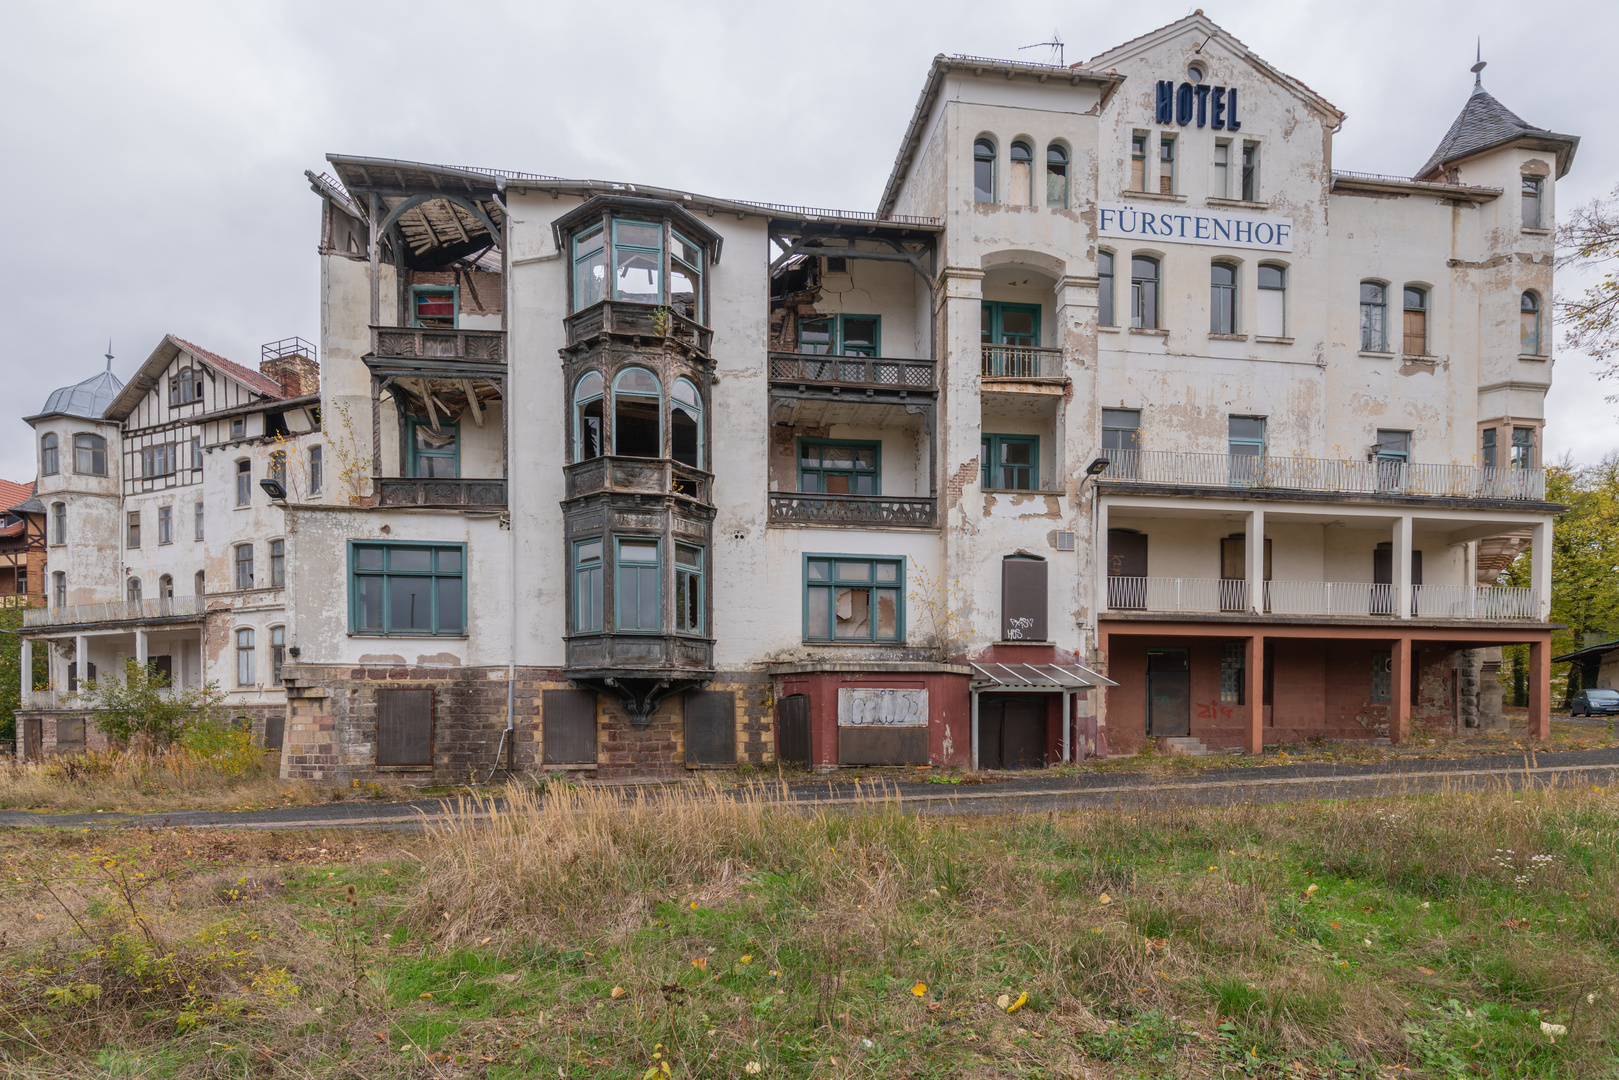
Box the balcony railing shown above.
[565,457,712,504]
[377,477,508,510]
[769,352,937,393]
[1105,577,1539,621]
[981,344,1064,380]
[370,326,506,364]
[24,595,206,628]
[769,492,937,528]
[1095,449,1546,502]
[565,301,714,354]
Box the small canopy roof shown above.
[970,662,1116,691]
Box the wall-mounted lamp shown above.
[259,478,287,501]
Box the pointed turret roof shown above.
[1415,73,1578,181]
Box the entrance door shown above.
[979,696,1046,770]
[150,655,174,686]
[776,694,811,764]
[1146,649,1191,737]
[1372,545,1422,616]
[1108,529,1148,610]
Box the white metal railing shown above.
[1095,449,1545,502]
[23,595,205,628]
[1105,578,1539,621]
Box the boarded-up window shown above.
[56,717,86,746]
[264,713,285,751]
[684,690,736,767]
[376,688,433,766]
[1001,556,1047,641]
[543,689,597,765]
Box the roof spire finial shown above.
[104,340,113,372]
[1470,38,1487,95]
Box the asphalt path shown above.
[3,745,1616,831]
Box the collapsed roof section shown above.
[322,155,509,270]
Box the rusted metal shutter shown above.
[543,689,597,765]
[376,688,434,766]
[263,713,285,751]
[683,690,736,767]
[776,694,811,764]
[1001,556,1048,641]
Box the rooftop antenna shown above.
[1018,29,1063,67]
[1470,38,1486,94]
[104,340,113,372]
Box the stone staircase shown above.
[1159,736,1210,757]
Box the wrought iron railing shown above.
[981,344,1064,380]
[24,595,206,628]
[1105,578,1540,621]
[377,477,508,509]
[768,352,936,392]
[768,492,937,528]
[1094,449,1546,501]
[1411,584,1538,620]
[564,301,714,353]
[1105,577,1245,613]
[370,326,506,363]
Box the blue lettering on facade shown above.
[1211,87,1227,130]
[1213,218,1231,241]
[1156,81,1175,124]
[1234,219,1252,243]
[1195,217,1210,239]
[1227,89,1241,131]
[1100,208,1115,233]
[1255,222,1274,245]
[1275,222,1290,247]
[1196,84,1210,127]
[1099,204,1291,252]
[1176,83,1194,125]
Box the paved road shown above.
[3,745,1615,830]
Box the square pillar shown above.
[1390,635,1411,744]
[1393,514,1413,619]
[1528,637,1552,740]
[1531,518,1553,621]
[1245,633,1264,755]
[18,638,31,709]
[1245,508,1265,614]
[1095,497,1111,618]
[75,633,89,689]
[135,628,148,668]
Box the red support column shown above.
[1245,633,1264,755]
[1390,636,1411,745]
[1528,636,1552,741]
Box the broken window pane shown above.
[841,316,878,357]
[834,587,870,638]
[875,589,898,637]
[574,225,606,311]
[798,318,833,354]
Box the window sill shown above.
[1359,350,1395,359]
[1118,190,1186,203]
[983,487,1060,495]
[1255,335,1293,345]
[1521,227,1551,236]
[1129,327,1169,336]
[1401,354,1439,364]
[1097,325,1122,333]
[1518,353,1548,362]
[1208,333,1248,342]
[1206,197,1271,211]
[376,764,434,773]
[802,639,908,647]
[347,632,469,640]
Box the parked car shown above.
[1570,689,1619,717]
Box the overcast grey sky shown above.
[1,0,1613,482]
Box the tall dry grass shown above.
[0,748,318,812]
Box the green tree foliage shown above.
[1558,183,1619,377]
[0,608,48,742]
[74,659,235,752]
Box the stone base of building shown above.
[278,664,775,783]
[15,702,287,762]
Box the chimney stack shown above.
[259,337,320,398]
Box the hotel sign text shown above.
[1099,202,1293,253]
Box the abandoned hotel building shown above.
[13,14,1580,776]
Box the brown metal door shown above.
[543,689,598,765]
[21,717,42,761]
[1001,697,1046,769]
[376,688,434,766]
[684,690,736,767]
[1147,649,1191,737]
[776,694,811,764]
[978,698,1006,770]
[1108,530,1148,609]
[264,713,285,751]
[1001,557,1048,641]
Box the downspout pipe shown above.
[487,183,517,785]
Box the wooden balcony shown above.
[565,457,712,504]
[769,352,936,394]
[566,632,714,676]
[376,477,507,510]
[565,301,714,354]
[24,595,205,629]
[768,492,937,528]
[370,326,506,364]
[981,344,1064,382]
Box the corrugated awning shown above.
[969,662,1116,690]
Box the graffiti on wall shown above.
[838,688,928,727]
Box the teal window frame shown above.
[573,223,607,311]
[1210,261,1238,334]
[802,553,905,643]
[406,417,460,478]
[1101,409,1141,453]
[798,438,881,495]
[973,138,996,203]
[981,301,1042,347]
[796,313,882,357]
[1511,427,1534,470]
[1097,251,1115,326]
[572,538,603,634]
[611,219,663,304]
[409,285,458,329]
[1359,281,1388,351]
[349,541,467,637]
[1374,429,1411,463]
[615,538,661,633]
[1046,143,1069,208]
[981,434,1039,490]
[1228,416,1267,457]
[670,229,703,321]
[675,543,704,636]
[1481,428,1497,468]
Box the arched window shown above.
[613,368,662,458]
[1521,292,1541,354]
[51,502,66,544]
[1131,256,1160,329]
[127,577,142,603]
[40,433,58,476]
[159,574,173,599]
[73,433,106,476]
[169,368,203,405]
[1210,262,1238,334]
[236,460,251,506]
[973,138,996,203]
[1046,144,1069,208]
[1097,251,1115,327]
[1403,287,1428,355]
[574,372,604,461]
[671,377,702,468]
[1257,264,1286,337]
[236,628,255,687]
[1009,141,1033,206]
[1359,282,1388,351]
